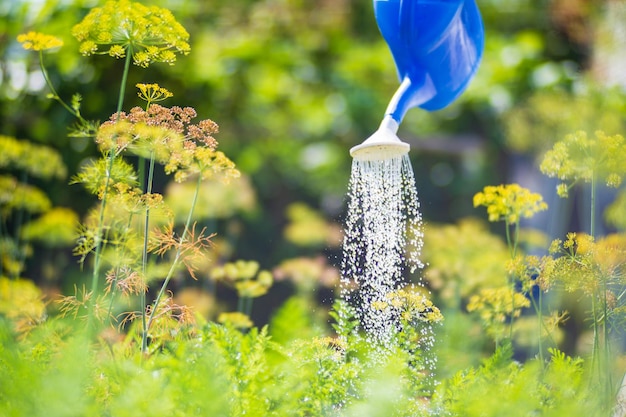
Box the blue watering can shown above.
[350,0,485,161]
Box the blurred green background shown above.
[1,0,625,331]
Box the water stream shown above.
[341,154,424,350]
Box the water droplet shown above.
[340,154,428,355]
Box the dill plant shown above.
[69,0,190,331]
[473,184,547,349]
[19,1,239,354]
[210,259,273,320]
[0,134,74,280]
[70,90,240,351]
[537,131,626,408]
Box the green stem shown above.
[12,171,30,279]
[144,173,202,352]
[237,295,253,318]
[87,52,133,330]
[589,173,607,397]
[140,153,156,353]
[505,221,512,257]
[106,214,135,322]
[602,276,611,406]
[590,296,600,384]
[505,221,519,342]
[505,221,519,259]
[529,291,545,364]
[115,49,133,121]
[590,173,596,239]
[138,158,146,192]
[39,51,81,119]
[538,290,544,364]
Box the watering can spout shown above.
[375,0,485,124]
[385,75,436,123]
[350,0,484,160]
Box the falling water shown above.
[341,154,425,351]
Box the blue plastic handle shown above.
[374,0,485,123]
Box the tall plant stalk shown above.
[143,173,203,352]
[87,51,133,329]
[588,173,612,407]
[140,151,156,352]
[39,51,81,119]
[505,220,519,341]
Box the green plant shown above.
[4,1,626,416]
[0,134,76,279]
[540,130,626,405]
[19,1,239,354]
[434,345,604,417]
[472,184,547,347]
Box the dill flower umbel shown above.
[546,232,626,296]
[507,254,555,293]
[72,0,190,67]
[218,311,253,329]
[423,219,510,307]
[136,83,173,105]
[467,286,530,339]
[540,130,626,197]
[0,135,67,180]
[387,286,444,324]
[0,277,47,333]
[473,184,548,224]
[17,31,63,51]
[97,104,239,182]
[211,260,274,298]
[605,189,626,231]
[20,207,79,247]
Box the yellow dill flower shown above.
[257,270,273,287]
[20,207,79,247]
[235,280,270,298]
[218,311,253,329]
[594,233,626,276]
[508,254,555,293]
[175,149,240,183]
[98,105,237,182]
[70,157,138,199]
[211,260,273,298]
[136,83,173,104]
[0,135,66,180]
[0,277,47,333]
[540,130,626,197]
[17,31,63,51]
[212,260,259,281]
[386,286,444,323]
[0,175,52,214]
[108,44,126,58]
[473,183,547,224]
[544,232,626,297]
[72,0,190,67]
[283,202,340,248]
[272,256,340,291]
[371,300,389,311]
[467,286,530,341]
[423,218,510,307]
[605,189,626,231]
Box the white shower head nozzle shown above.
[349,116,410,161]
[349,141,409,161]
